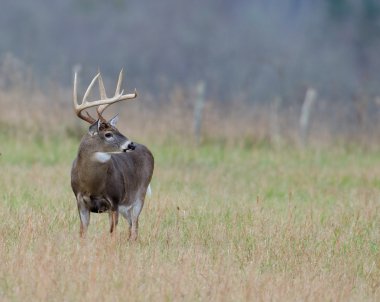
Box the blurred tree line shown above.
[0,0,379,104]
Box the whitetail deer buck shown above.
[70,70,154,240]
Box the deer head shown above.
[73,70,137,159]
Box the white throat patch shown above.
[93,152,111,163]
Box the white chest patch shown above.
[93,152,111,163]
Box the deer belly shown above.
[86,196,112,213]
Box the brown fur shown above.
[71,120,154,240]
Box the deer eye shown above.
[105,132,113,139]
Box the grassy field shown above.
[0,128,379,301]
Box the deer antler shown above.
[73,70,138,124]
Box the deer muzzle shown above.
[121,141,136,152]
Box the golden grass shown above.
[0,139,379,301]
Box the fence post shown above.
[270,96,282,147]
[193,81,206,144]
[299,88,317,147]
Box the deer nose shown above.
[127,142,136,150]
[122,141,136,152]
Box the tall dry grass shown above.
[0,144,379,301]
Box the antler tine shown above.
[98,73,107,99]
[73,72,97,124]
[96,74,108,121]
[83,73,100,103]
[114,69,138,98]
[115,68,123,96]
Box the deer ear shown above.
[109,114,119,127]
[89,119,101,136]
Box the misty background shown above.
[0,0,380,145]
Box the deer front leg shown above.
[79,210,90,238]
[109,210,119,234]
[77,196,90,238]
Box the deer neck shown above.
[75,139,111,194]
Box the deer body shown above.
[70,71,154,240]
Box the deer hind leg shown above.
[130,198,144,241]
[109,210,119,234]
[119,198,144,241]
[77,194,90,238]
[118,205,132,239]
